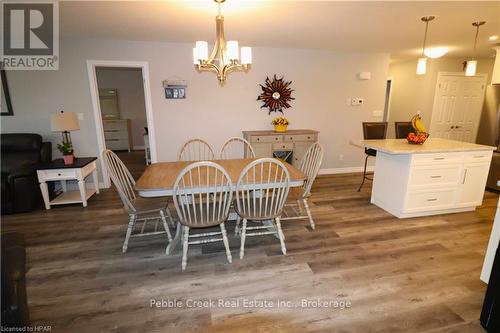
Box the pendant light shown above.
[465,21,486,77]
[416,16,435,75]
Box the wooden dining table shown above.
[135,158,306,254]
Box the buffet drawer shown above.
[273,142,294,150]
[284,134,316,142]
[250,135,282,143]
[104,130,129,140]
[405,189,456,211]
[103,120,128,130]
[409,165,461,187]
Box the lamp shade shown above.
[51,111,80,132]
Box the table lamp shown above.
[51,110,80,153]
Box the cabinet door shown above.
[252,143,272,158]
[456,163,491,207]
[293,142,313,167]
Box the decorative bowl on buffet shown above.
[272,117,289,133]
[407,113,429,144]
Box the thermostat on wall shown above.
[358,72,371,80]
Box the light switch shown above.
[372,110,383,117]
[77,113,84,120]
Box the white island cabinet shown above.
[358,138,495,218]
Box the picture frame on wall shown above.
[164,86,186,99]
[1,67,14,116]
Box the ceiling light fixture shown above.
[424,47,449,59]
[489,35,498,41]
[465,21,486,77]
[193,0,252,86]
[416,16,435,75]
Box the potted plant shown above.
[57,142,75,165]
[272,117,289,132]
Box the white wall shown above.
[96,67,147,148]
[1,38,390,183]
[387,57,495,138]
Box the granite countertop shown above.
[354,138,496,154]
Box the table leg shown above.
[92,169,100,194]
[39,181,50,210]
[166,222,182,255]
[61,180,67,192]
[78,180,87,207]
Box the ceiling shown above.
[60,1,500,59]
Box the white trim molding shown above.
[86,60,157,188]
[318,166,375,175]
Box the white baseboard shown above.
[318,166,375,175]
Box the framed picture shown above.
[1,68,14,116]
[165,85,186,99]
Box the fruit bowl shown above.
[407,132,429,145]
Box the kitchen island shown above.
[356,138,495,218]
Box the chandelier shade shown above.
[193,0,252,85]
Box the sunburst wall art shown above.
[257,75,294,114]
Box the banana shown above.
[411,114,427,134]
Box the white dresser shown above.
[103,119,132,151]
[357,138,495,218]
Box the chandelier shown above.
[192,0,252,85]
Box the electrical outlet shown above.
[339,154,344,161]
[77,113,84,120]
[372,110,383,117]
[350,98,364,106]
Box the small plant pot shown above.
[63,154,75,165]
[274,124,288,133]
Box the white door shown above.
[430,73,487,142]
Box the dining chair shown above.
[234,158,290,259]
[178,138,215,161]
[103,149,173,253]
[172,161,233,270]
[219,137,255,159]
[358,122,388,192]
[281,142,324,230]
[395,122,412,139]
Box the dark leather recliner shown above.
[1,134,52,214]
[1,233,29,328]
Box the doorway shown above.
[87,60,157,188]
[383,79,393,122]
[429,72,487,142]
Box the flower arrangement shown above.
[272,117,289,132]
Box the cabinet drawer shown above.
[106,139,129,150]
[41,169,77,180]
[412,153,462,166]
[405,189,456,211]
[104,130,128,140]
[273,142,294,150]
[250,135,282,143]
[284,134,316,142]
[463,151,493,164]
[409,165,461,187]
[103,120,128,130]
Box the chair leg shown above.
[220,223,232,264]
[123,214,136,253]
[275,217,287,255]
[160,209,173,242]
[235,216,241,236]
[181,226,190,271]
[357,155,369,192]
[303,198,315,230]
[165,205,175,227]
[296,199,304,214]
[239,218,247,259]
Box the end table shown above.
[36,157,99,209]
